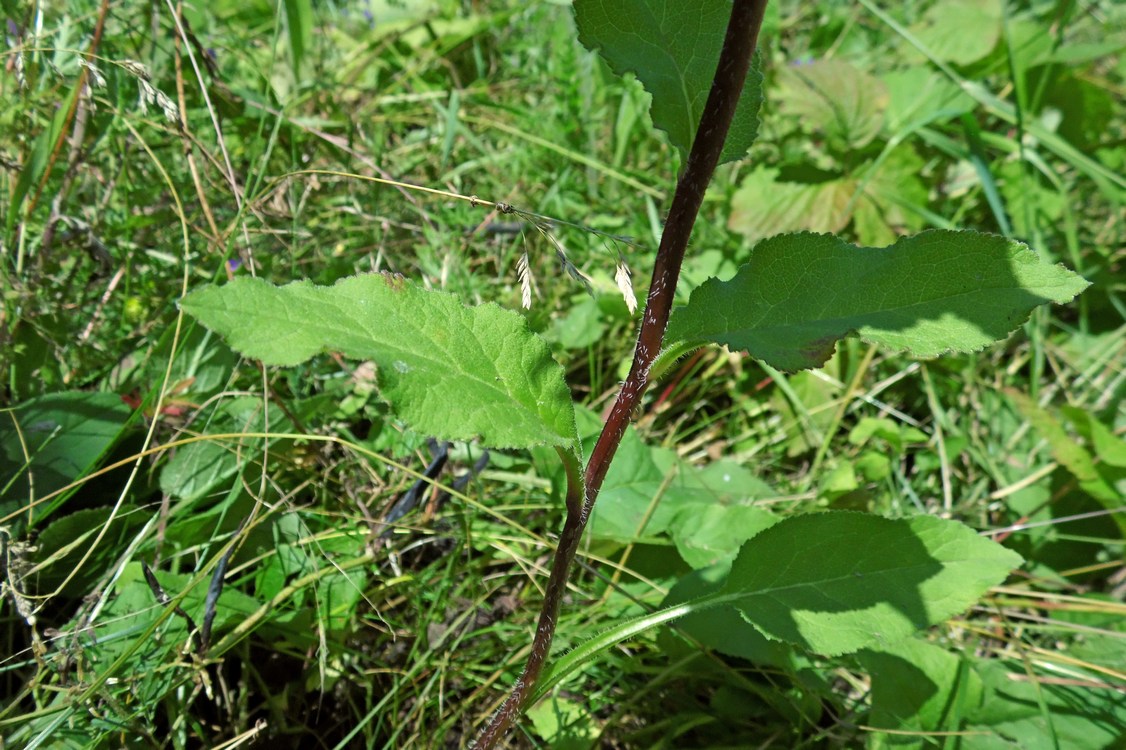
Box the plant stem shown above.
[475,1,768,745]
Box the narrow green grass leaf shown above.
[666,229,1090,373]
[724,512,1022,656]
[283,0,313,81]
[6,82,80,239]
[573,0,764,165]
[180,274,577,451]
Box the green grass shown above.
[2,1,1124,748]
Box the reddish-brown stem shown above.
[475,1,768,746]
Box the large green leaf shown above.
[661,564,799,669]
[860,637,985,748]
[669,503,778,570]
[529,512,1021,703]
[573,0,764,165]
[0,392,133,525]
[724,512,1022,656]
[666,230,1089,372]
[180,274,576,450]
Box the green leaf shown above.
[29,505,149,597]
[882,67,975,133]
[669,503,778,570]
[528,514,1019,704]
[964,660,1126,749]
[79,561,261,673]
[906,0,1002,66]
[666,230,1090,373]
[160,397,290,502]
[661,564,798,668]
[283,0,313,81]
[727,147,928,246]
[855,452,892,482]
[527,694,600,750]
[587,419,775,544]
[0,391,133,525]
[548,296,606,350]
[775,59,887,150]
[724,512,1023,656]
[180,274,576,451]
[860,637,985,747]
[573,0,764,165]
[1008,391,1126,539]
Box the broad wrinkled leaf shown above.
[725,512,1023,656]
[907,0,1002,66]
[727,147,927,246]
[574,0,764,165]
[775,59,887,150]
[667,230,1090,372]
[180,274,577,450]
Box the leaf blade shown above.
[667,229,1090,372]
[724,512,1023,656]
[573,0,764,164]
[180,274,577,451]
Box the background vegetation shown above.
[1,0,1123,747]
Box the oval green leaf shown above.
[723,512,1023,656]
[667,229,1090,372]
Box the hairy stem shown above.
[476,1,768,745]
